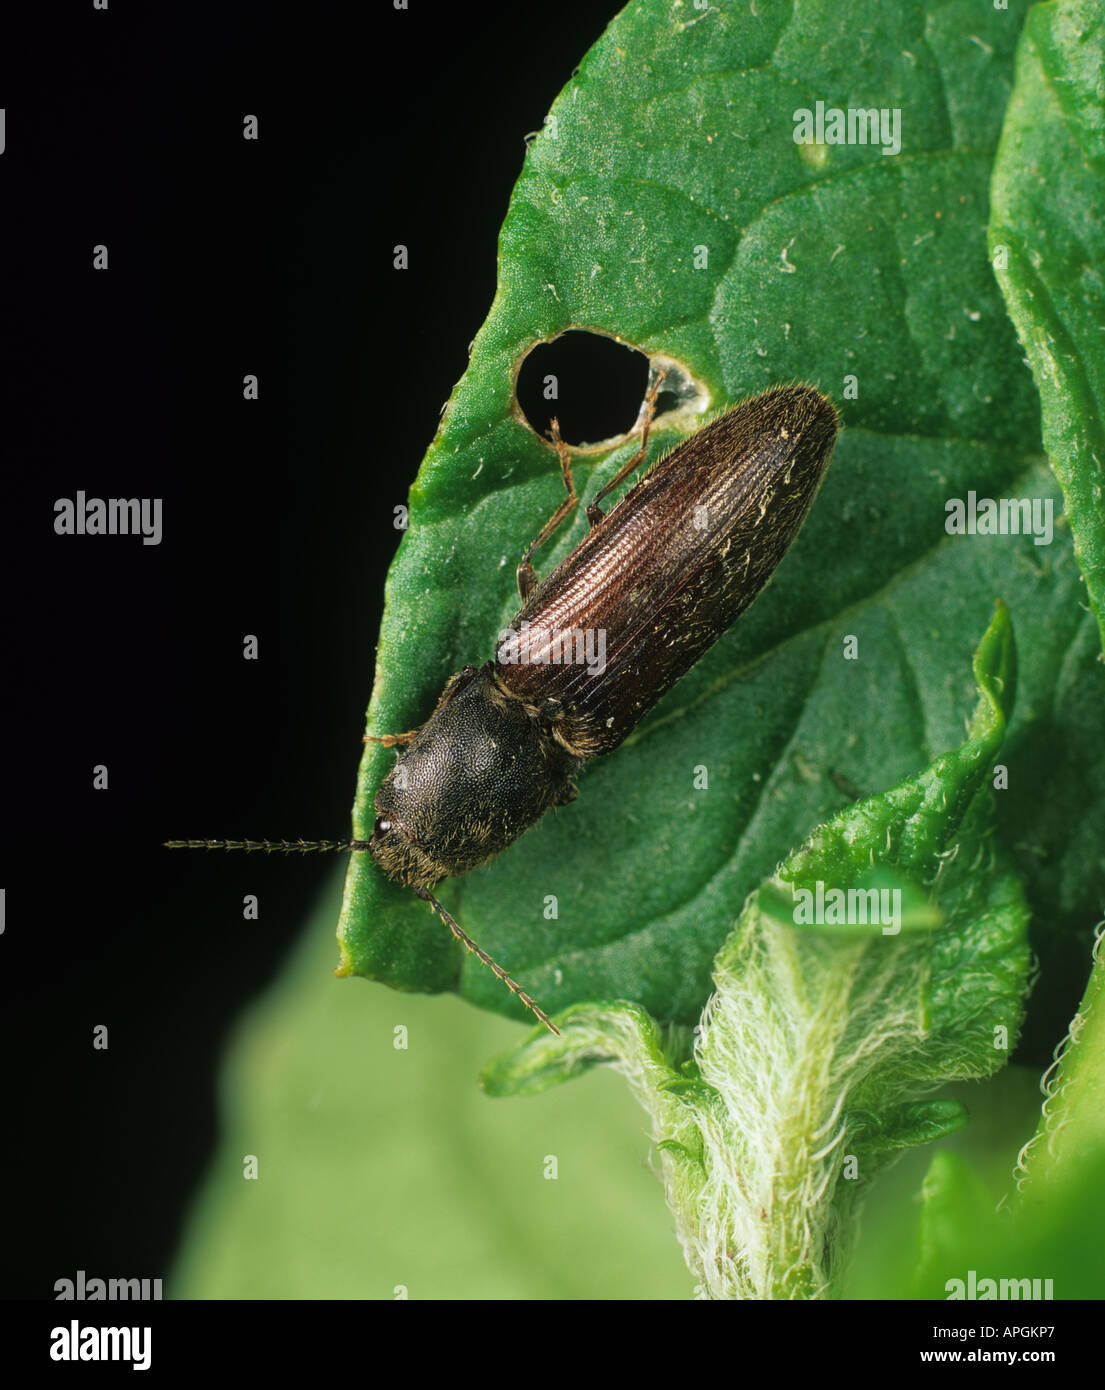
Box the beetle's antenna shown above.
[163,839,372,853]
[419,888,561,1038]
[164,840,561,1036]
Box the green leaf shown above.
[850,1099,970,1154]
[915,1150,1003,1285]
[911,1145,1105,1300]
[837,1066,1048,1299]
[338,0,1105,1038]
[989,0,1105,653]
[889,946,1105,1299]
[1014,930,1105,1195]
[483,606,1031,1298]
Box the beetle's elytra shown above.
[169,379,839,1035]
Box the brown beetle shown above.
[169,377,839,1034]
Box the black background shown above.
[1,0,628,1301]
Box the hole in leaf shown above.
[516,331,650,446]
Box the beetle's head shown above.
[368,664,578,891]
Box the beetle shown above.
[169,375,839,1035]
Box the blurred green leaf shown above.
[912,1147,1105,1300]
[841,1064,1047,1298]
[170,868,690,1299]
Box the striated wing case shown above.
[494,384,837,754]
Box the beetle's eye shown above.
[373,817,393,838]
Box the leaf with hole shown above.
[337,0,1105,1049]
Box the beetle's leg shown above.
[365,667,478,747]
[585,368,667,527]
[516,415,578,602]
